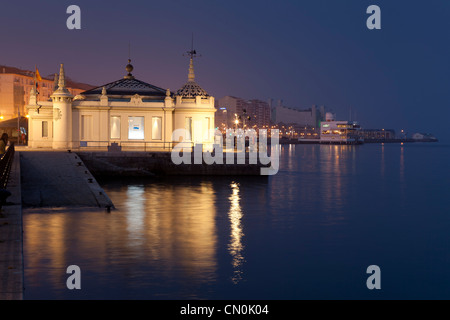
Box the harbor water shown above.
[22,143,450,299]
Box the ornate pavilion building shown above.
[26,53,216,150]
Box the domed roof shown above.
[176,80,208,97]
[81,78,167,97]
[80,59,169,99]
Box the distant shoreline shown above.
[278,138,439,145]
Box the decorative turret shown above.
[52,64,72,96]
[51,63,73,149]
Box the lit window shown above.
[128,116,144,140]
[110,116,121,139]
[204,117,210,140]
[81,115,92,140]
[152,117,162,140]
[42,121,48,138]
[185,117,192,141]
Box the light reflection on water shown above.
[228,182,244,284]
[23,143,450,299]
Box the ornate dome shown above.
[176,80,208,97]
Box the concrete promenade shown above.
[20,151,114,208]
[0,148,114,300]
[0,151,23,299]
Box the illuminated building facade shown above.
[26,56,215,149]
[320,112,362,143]
[0,65,89,120]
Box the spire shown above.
[53,73,59,92]
[185,33,198,82]
[176,35,208,98]
[188,57,195,82]
[51,63,71,97]
[58,63,66,89]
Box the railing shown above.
[76,140,194,151]
[0,143,15,189]
[74,140,265,153]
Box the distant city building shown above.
[0,65,92,120]
[247,99,271,129]
[411,132,437,141]
[215,96,270,131]
[320,112,362,143]
[271,100,326,129]
[358,128,395,140]
[26,53,216,149]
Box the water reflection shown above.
[320,145,356,220]
[228,182,245,284]
[125,186,146,247]
[24,180,218,299]
[268,144,357,227]
[400,145,405,182]
[23,144,450,299]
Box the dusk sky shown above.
[1,0,449,139]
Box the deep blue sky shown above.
[1,0,449,139]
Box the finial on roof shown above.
[176,35,208,97]
[102,86,107,95]
[183,33,201,82]
[166,88,171,97]
[124,59,134,79]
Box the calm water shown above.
[23,143,450,299]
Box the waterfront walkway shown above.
[20,151,113,208]
[0,150,23,299]
[1,150,114,299]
